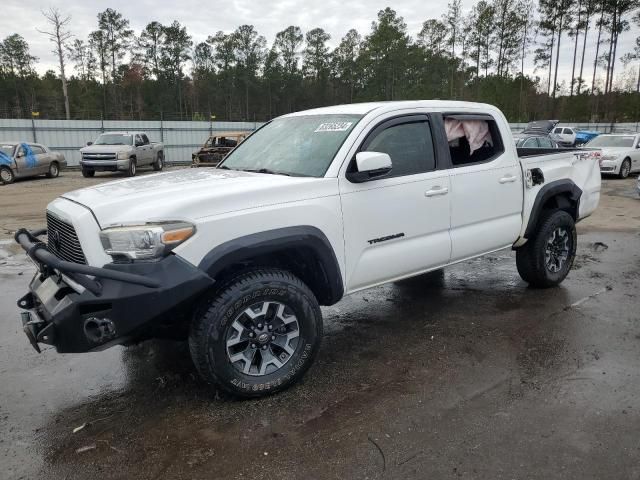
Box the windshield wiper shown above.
[242,168,292,176]
[217,165,232,170]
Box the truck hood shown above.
[80,144,132,153]
[61,169,337,227]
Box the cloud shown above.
[2,0,638,88]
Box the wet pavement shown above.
[1,180,640,479]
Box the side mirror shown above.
[86,141,93,146]
[347,151,392,183]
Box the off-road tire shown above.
[189,269,323,398]
[619,158,631,179]
[0,166,15,184]
[46,162,59,178]
[81,168,95,178]
[126,158,137,177]
[516,210,577,288]
[152,152,164,171]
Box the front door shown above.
[340,115,451,292]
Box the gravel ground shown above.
[0,172,639,480]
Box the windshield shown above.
[0,144,15,156]
[94,133,133,146]
[220,114,362,177]
[587,135,635,148]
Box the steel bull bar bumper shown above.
[15,228,214,353]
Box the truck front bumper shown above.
[15,228,214,353]
[80,159,129,171]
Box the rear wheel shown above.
[81,168,95,178]
[46,162,59,178]
[0,167,15,185]
[152,152,164,171]
[619,158,631,179]
[189,269,323,398]
[126,158,137,177]
[516,210,577,288]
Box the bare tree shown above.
[37,7,72,119]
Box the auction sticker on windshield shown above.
[315,122,353,133]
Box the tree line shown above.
[1,2,640,123]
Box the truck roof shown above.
[283,100,501,117]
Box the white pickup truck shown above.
[15,101,601,398]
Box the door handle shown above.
[425,186,449,197]
[499,175,518,184]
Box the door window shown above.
[522,137,539,148]
[538,137,553,148]
[135,135,143,146]
[361,120,436,177]
[141,134,150,144]
[445,117,505,166]
[30,145,45,154]
[563,128,574,134]
[553,128,563,134]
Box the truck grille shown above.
[83,152,116,160]
[46,212,87,264]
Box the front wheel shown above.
[126,158,137,177]
[619,158,631,179]
[189,269,323,398]
[0,167,15,185]
[516,210,577,288]
[81,168,95,178]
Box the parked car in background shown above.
[552,126,577,146]
[514,134,560,149]
[0,142,66,185]
[575,130,600,146]
[585,133,640,178]
[79,132,164,178]
[192,132,248,167]
[637,175,640,197]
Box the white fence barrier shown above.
[0,119,261,166]
[1,118,639,167]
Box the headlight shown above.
[100,222,195,260]
[117,151,129,160]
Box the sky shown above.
[3,0,640,90]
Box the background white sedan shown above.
[586,134,640,178]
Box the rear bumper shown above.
[15,228,214,353]
[80,159,129,171]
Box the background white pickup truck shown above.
[79,131,164,177]
[16,101,601,398]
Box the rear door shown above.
[443,113,523,262]
[29,144,50,174]
[339,114,452,291]
[134,134,147,164]
[141,134,154,164]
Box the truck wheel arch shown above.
[197,226,344,306]
[524,179,582,239]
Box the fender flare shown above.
[197,226,344,305]
[524,179,582,238]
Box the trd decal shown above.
[367,233,405,245]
